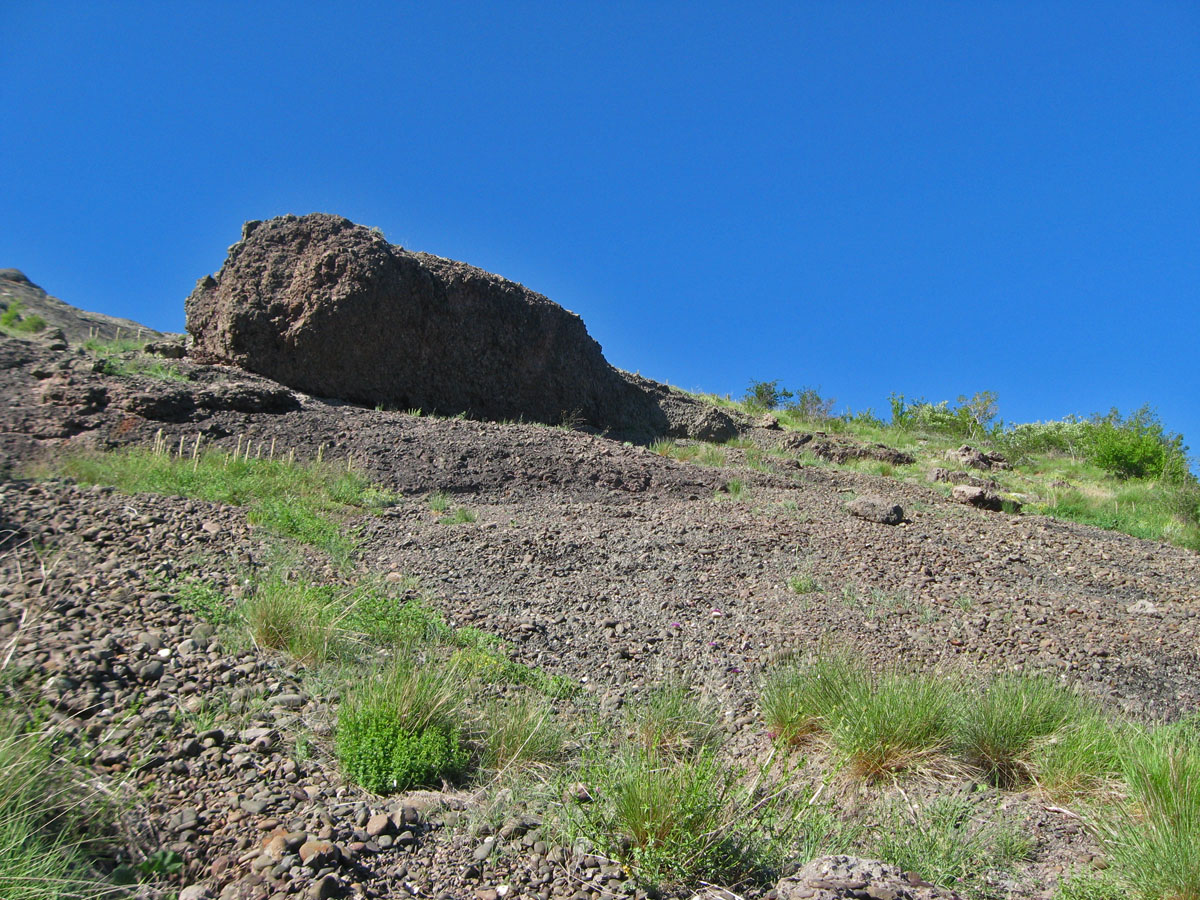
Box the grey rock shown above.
[846,495,904,526]
[776,855,961,900]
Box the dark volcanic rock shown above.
[847,494,905,525]
[186,214,705,440]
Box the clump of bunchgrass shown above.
[240,571,347,664]
[955,675,1096,788]
[1103,728,1200,899]
[0,713,120,900]
[438,506,477,525]
[826,666,959,780]
[427,491,450,513]
[625,682,722,758]
[786,572,821,594]
[759,652,865,747]
[716,478,747,501]
[480,694,570,773]
[1030,710,1125,802]
[873,794,1033,894]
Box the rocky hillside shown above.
[1,252,1198,900]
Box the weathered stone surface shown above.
[185,214,749,442]
[951,484,1004,511]
[847,494,905,525]
[776,855,961,900]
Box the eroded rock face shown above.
[186,214,675,437]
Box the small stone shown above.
[365,813,393,837]
[308,874,341,900]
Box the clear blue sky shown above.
[3,2,1197,453]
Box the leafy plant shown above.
[336,658,469,794]
[743,379,793,411]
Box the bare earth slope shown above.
[0,310,1198,898]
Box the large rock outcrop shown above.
[186,214,718,440]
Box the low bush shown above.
[336,659,469,794]
[1084,405,1186,481]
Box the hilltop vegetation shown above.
[693,381,1200,553]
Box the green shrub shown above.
[1084,406,1187,481]
[786,573,820,594]
[743,379,793,411]
[336,660,469,794]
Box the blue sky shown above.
[2,2,1197,453]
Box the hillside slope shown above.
[0,294,1197,900]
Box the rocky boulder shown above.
[186,215,737,442]
[776,855,961,900]
[951,484,1005,511]
[846,495,905,525]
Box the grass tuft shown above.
[625,682,722,758]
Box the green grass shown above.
[479,694,570,773]
[955,675,1099,788]
[427,491,450,512]
[94,356,189,382]
[82,336,146,354]
[1029,708,1124,802]
[625,682,722,758]
[0,714,118,899]
[717,477,747,501]
[828,667,958,780]
[760,652,867,747]
[786,572,821,594]
[438,506,477,524]
[0,301,47,335]
[45,445,393,560]
[873,795,1033,896]
[1103,729,1200,899]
